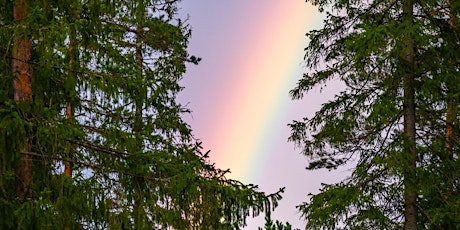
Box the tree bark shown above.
[12,0,33,199]
[402,0,417,229]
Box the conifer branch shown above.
[22,151,172,182]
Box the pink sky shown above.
[178,1,347,228]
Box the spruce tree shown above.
[290,0,459,228]
[0,0,283,229]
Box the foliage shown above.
[258,215,300,230]
[290,0,460,229]
[0,0,283,229]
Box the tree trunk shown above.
[63,8,79,229]
[133,6,145,228]
[442,0,457,204]
[12,0,33,199]
[64,27,77,177]
[445,86,454,183]
[402,0,417,229]
[444,0,457,170]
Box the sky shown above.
[177,1,347,229]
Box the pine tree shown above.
[0,0,283,229]
[290,0,459,228]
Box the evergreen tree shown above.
[290,0,459,229]
[258,215,300,230]
[0,0,283,229]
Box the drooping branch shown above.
[22,151,172,182]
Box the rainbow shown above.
[186,1,323,182]
[178,0,326,228]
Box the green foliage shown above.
[0,0,282,229]
[291,0,460,228]
[258,215,299,230]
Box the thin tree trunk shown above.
[446,103,454,155]
[402,0,417,228]
[63,101,73,230]
[63,8,79,229]
[441,4,458,229]
[445,0,457,170]
[12,0,33,199]
[445,0,457,155]
[64,28,77,177]
[133,6,145,228]
[445,86,454,190]
[441,0,457,204]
